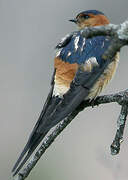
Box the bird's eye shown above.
[82,14,90,19]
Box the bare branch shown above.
[14,90,128,180]
[13,19,128,180]
[111,104,128,155]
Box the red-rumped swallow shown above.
[12,10,119,176]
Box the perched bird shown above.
[12,10,119,175]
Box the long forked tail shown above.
[12,89,60,176]
[12,131,47,176]
[12,84,90,176]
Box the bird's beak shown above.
[69,19,77,23]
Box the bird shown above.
[12,10,119,176]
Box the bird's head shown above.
[69,10,109,29]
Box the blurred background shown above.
[0,0,128,180]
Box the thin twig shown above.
[111,104,128,155]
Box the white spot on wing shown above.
[81,38,86,52]
[101,41,104,48]
[74,36,79,51]
[67,51,71,57]
[84,57,99,72]
[86,57,99,66]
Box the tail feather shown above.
[12,150,33,176]
[12,83,58,175]
[12,86,89,176]
[12,96,61,176]
[12,142,29,173]
[12,131,48,176]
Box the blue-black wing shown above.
[57,31,110,65]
